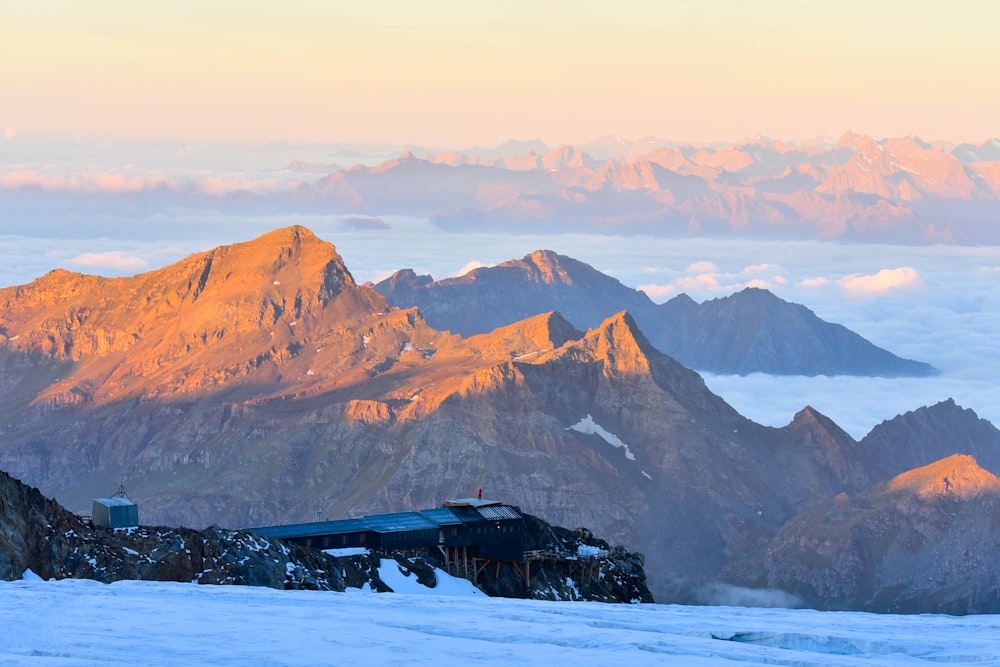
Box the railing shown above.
[523,549,607,562]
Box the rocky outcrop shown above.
[1,468,649,603]
[374,253,935,377]
[0,469,348,589]
[394,515,652,604]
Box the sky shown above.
[3,574,1000,665]
[3,1,1000,147]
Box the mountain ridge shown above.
[374,251,936,377]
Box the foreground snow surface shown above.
[2,579,999,666]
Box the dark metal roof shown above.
[94,496,137,507]
[362,512,437,533]
[252,518,368,540]
[419,507,463,525]
[249,503,523,541]
[477,505,522,521]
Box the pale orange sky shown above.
[2,1,998,147]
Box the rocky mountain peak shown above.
[514,250,576,285]
[0,227,391,403]
[573,311,657,376]
[789,405,843,432]
[176,224,356,299]
[727,286,782,309]
[860,399,1000,479]
[882,454,1000,500]
[374,268,433,296]
[464,311,583,360]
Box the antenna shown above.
[316,509,323,522]
[114,479,132,500]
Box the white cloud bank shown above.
[838,267,922,298]
[639,261,791,300]
[454,260,488,277]
[67,251,150,272]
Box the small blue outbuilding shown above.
[92,490,139,529]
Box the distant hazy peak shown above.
[868,398,984,432]
[504,249,576,285]
[835,130,878,151]
[376,268,434,294]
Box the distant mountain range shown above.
[373,250,936,377]
[291,132,1000,244]
[0,226,996,611]
[7,133,999,244]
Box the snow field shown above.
[2,575,999,666]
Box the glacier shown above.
[2,574,998,666]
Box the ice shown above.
[323,547,369,557]
[1,577,998,665]
[576,544,607,557]
[376,559,486,598]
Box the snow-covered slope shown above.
[1,577,996,666]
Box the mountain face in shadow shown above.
[0,227,989,611]
[374,250,936,377]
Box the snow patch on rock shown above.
[567,415,636,461]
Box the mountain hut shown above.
[250,499,525,559]
[92,495,139,529]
